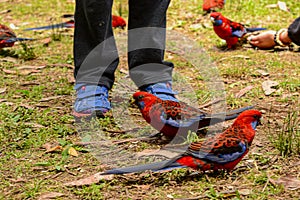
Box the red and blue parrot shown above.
[24,15,126,31]
[101,110,262,174]
[132,91,254,138]
[0,24,33,49]
[210,12,266,49]
[203,0,225,12]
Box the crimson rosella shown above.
[203,0,225,12]
[210,12,266,49]
[132,91,254,138]
[101,110,262,174]
[0,24,33,49]
[24,15,126,31]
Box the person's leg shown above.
[73,0,117,118]
[128,0,178,101]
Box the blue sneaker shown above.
[73,84,111,119]
[140,81,179,102]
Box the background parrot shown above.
[210,12,266,49]
[132,91,254,138]
[203,0,225,12]
[101,110,262,174]
[24,15,126,31]
[0,24,33,49]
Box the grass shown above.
[271,110,300,156]
[0,0,299,199]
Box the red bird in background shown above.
[0,24,33,49]
[133,91,254,138]
[210,12,266,49]
[24,14,126,31]
[203,0,225,12]
[101,110,262,174]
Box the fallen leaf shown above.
[278,1,289,12]
[21,82,40,86]
[10,178,26,183]
[2,69,16,74]
[9,23,18,30]
[0,9,11,14]
[18,103,34,109]
[35,104,50,108]
[67,75,75,83]
[24,122,45,128]
[2,68,40,75]
[64,172,114,186]
[256,69,269,76]
[19,69,40,75]
[238,188,251,196]
[0,87,6,94]
[262,80,279,96]
[39,95,66,102]
[270,175,300,190]
[43,143,52,151]
[42,37,52,46]
[68,147,78,157]
[235,85,253,98]
[45,145,63,153]
[133,184,151,190]
[38,192,65,200]
[0,57,17,63]
[16,65,46,70]
[47,63,74,69]
[119,68,128,74]
[189,23,202,30]
[265,4,278,9]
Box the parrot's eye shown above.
[138,95,144,100]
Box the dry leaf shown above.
[10,178,26,183]
[2,68,40,75]
[42,38,52,46]
[43,143,52,151]
[265,4,279,9]
[0,87,6,94]
[19,69,40,75]
[39,95,66,102]
[0,9,11,14]
[119,68,128,74]
[238,188,251,196]
[38,192,65,200]
[24,122,45,128]
[0,57,17,63]
[270,175,300,190]
[2,69,17,74]
[256,69,269,76]
[235,85,253,98]
[64,172,114,186]
[68,147,78,157]
[262,80,279,96]
[45,145,63,153]
[278,1,289,12]
[67,75,75,83]
[16,65,46,70]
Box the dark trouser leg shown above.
[128,0,174,88]
[74,0,118,90]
